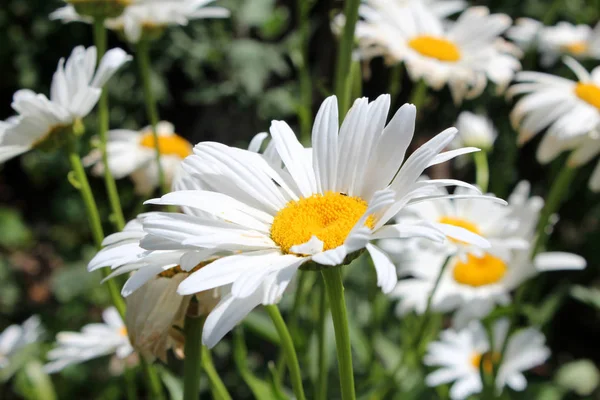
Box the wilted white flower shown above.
[0,316,43,369]
[389,182,586,326]
[425,319,550,399]
[44,307,133,373]
[454,111,497,151]
[84,121,192,194]
[0,46,131,163]
[352,5,520,103]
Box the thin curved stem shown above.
[201,346,232,400]
[136,40,168,195]
[265,305,306,400]
[321,267,355,400]
[92,18,125,231]
[388,64,404,111]
[183,315,204,400]
[316,279,329,400]
[333,0,361,118]
[473,151,490,193]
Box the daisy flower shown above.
[0,46,131,164]
[509,57,600,169]
[0,316,43,369]
[139,94,496,347]
[425,319,550,399]
[104,0,230,43]
[353,4,520,103]
[84,121,192,194]
[537,22,600,66]
[506,17,543,51]
[44,307,133,373]
[389,182,586,326]
[454,111,497,152]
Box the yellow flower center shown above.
[270,192,373,254]
[453,253,507,287]
[575,82,600,111]
[139,133,193,159]
[563,41,588,55]
[119,326,128,337]
[471,352,500,374]
[408,35,461,62]
[438,216,481,244]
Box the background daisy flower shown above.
[453,111,497,152]
[0,46,131,163]
[424,319,550,400]
[44,307,133,373]
[0,316,43,370]
[84,121,192,194]
[353,4,520,103]
[537,21,600,66]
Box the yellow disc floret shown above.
[471,352,500,374]
[563,41,588,55]
[270,192,373,254]
[438,216,481,244]
[575,82,600,111]
[408,35,461,62]
[453,253,507,287]
[140,133,193,159]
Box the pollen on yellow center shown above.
[453,253,507,287]
[563,41,588,55]
[438,216,481,244]
[270,192,373,254]
[575,82,600,111]
[471,352,500,374]
[408,35,461,62]
[139,133,193,159]
[119,326,128,337]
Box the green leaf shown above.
[570,285,600,310]
[157,365,183,400]
[243,311,280,345]
[0,207,32,248]
[13,360,57,400]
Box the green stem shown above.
[321,267,355,400]
[388,64,404,110]
[136,40,168,195]
[333,0,361,118]
[265,305,306,400]
[316,279,329,400]
[297,0,313,144]
[532,165,577,256]
[473,151,490,193]
[66,135,126,318]
[92,18,125,231]
[349,60,362,102]
[409,79,428,113]
[183,315,204,400]
[140,358,165,400]
[124,367,137,400]
[201,346,232,400]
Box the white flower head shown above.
[509,57,600,166]
[353,4,520,103]
[0,46,131,164]
[506,17,543,51]
[424,319,550,399]
[390,181,586,326]
[136,94,497,348]
[0,316,43,370]
[454,111,497,151]
[537,21,600,66]
[105,0,230,43]
[44,307,133,373]
[84,121,192,194]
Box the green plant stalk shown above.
[321,267,355,400]
[201,346,232,400]
[136,40,168,195]
[409,79,428,112]
[333,0,361,118]
[66,134,126,318]
[473,151,490,193]
[532,165,577,255]
[92,18,126,231]
[124,367,136,400]
[349,60,362,102]
[297,0,313,144]
[140,358,165,400]
[183,315,204,400]
[316,279,329,400]
[265,305,306,400]
[388,64,404,110]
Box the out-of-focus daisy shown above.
[0,46,131,164]
[537,22,600,66]
[84,121,192,194]
[88,213,220,361]
[44,307,134,373]
[509,57,600,166]
[139,94,496,347]
[390,182,586,326]
[454,111,497,152]
[425,319,550,399]
[353,5,520,103]
[104,0,230,43]
[0,316,43,369]
[506,17,543,51]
